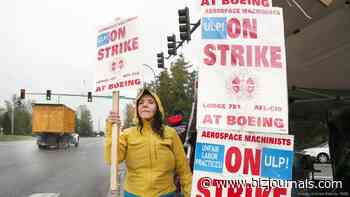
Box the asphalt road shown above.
[0,137,110,197]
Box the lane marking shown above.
[29,193,60,197]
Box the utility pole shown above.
[11,103,14,135]
[98,118,101,132]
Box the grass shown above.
[0,134,35,141]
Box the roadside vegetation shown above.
[0,134,34,141]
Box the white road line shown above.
[29,193,60,197]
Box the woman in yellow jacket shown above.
[105,89,192,197]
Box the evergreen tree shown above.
[123,103,136,129]
[146,55,196,120]
[76,105,93,136]
[0,96,32,135]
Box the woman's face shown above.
[137,94,157,121]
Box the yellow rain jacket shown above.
[104,89,192,197]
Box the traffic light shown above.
[167,34,177,56]
[46,90,51,100]
[157,52,164,68]
[178,7,191,41]
[88,92,92,102]
[20,89,25,99]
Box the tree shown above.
[123,103,136,129]
[168,55,193,117]
[0,95,32,135]
[76,105,93,136]
[75,114,80,134]
[0,106,5,134]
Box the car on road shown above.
[71,133,79,147]
[300,141,330,163]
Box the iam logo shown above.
[246,77,255,95]
[227,74,258,99]
[232,77,240,93]
[111,58,124,73]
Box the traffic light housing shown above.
[157,52,165,68]
[20,89,25,99]
[46,90,51,100]
[167,34,177,56]
[178,7,191,41]
[88,92,92,102]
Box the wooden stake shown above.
[110,91,120,196]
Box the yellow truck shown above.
[32,104,79,149]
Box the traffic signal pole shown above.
[11,103,14,135]
[142,64,156,79]
[23,92,135,101]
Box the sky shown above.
[0,0,202,131]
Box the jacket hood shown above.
[134,88,164,124]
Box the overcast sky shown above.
[0,0,202,131]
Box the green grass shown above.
[0,135,35,141]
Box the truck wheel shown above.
[38,145,44,149]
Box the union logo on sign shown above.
[111,58,124,73]
[246,77,255,94]
[227,74,258,99]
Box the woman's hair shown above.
[137,93,164,138]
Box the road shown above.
[0,137,110,197]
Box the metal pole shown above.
[142,64,156,79]
[98,118,101,132]
[25,92,135,100]
[11,103,14,135]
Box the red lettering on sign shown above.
[273,188,287,197]
[201,0,217,6]
[225,146,242,173]
[97,37,139,61]
[203,44,216,65]
[203,44,282,68]
[227,18,257,39]
[225,146,261,176]
[226,115,285,129]
[109,26,126,41]
[107,79,141,90]
[243,148,261,176]
[195,181,286,197]
[221,0,270,7]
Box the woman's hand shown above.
[108,111,121,126]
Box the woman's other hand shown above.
[108,111,122,126]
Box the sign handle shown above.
[110,91,120,196]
